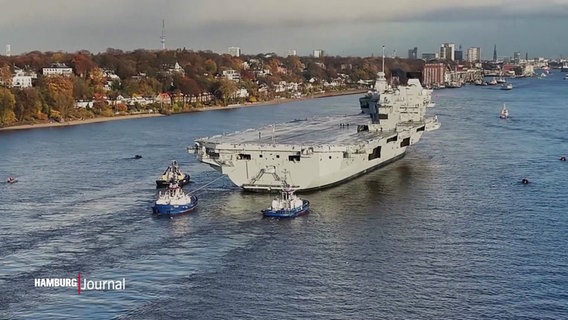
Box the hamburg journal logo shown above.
[34,274,125,294]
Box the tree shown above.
[71,53,95,78]
[73,77,93,100]
[176,76,201,106]
[0,87,16,125]
[216,79,237,105]
[44,76,74,119]
[89,67,106,94]
[14,87,42,121]
[0,65,12,87]
[203,59,218,75]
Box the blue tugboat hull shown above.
[152,195,198,215]
[262,200,310,218]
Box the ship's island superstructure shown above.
[190,70,440,192]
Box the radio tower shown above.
[160,19,166,50]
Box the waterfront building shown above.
[424,63,446,87]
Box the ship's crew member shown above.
[522,178,529,184]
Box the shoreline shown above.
[0,89,366,132]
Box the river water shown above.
[1,72,567,319]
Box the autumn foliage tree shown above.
[0,87,16,125]
[44,76,75,120]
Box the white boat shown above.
[152,182,198,215]
[190,54,440,192]
[500,104,509,119]
[262,179,310,218]
[500,83,513,90]
[6,177,17,184]
[496,77,506,84]
[487,77,498,85]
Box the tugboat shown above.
[152,181,198,216]
[499,104,509,119]
[262,183,310,218]
[156,160,190,188]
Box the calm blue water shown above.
[1,73,567,319]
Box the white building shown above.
[12,75,33,88]
[169,62,184,74]
[287,49,297,57]
[467,47,481,63]
[11,68,36,88]
[312,49,324,58]
[42,63,73,76]
[234,88,249,98]
[222,69,241,82]
[439,43,455,61]
[228,47,241,57]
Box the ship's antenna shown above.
[381,45,385,73]
[160,19,166,50]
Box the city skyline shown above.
[1,0,567,59]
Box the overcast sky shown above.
[1,0,567,59]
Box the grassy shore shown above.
[0,89,366,132]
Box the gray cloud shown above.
[0,0,567,57]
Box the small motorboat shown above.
[152,182,198,216]
[499,104,509,119]
[262,184,310,218]
[500,83,513,90]
[134,155,143,159]
[156,160,190,188]
[6,177,17,184]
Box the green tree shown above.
[73,77,93,100]
[216,79,237,105]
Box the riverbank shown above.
[0,89,366,132]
